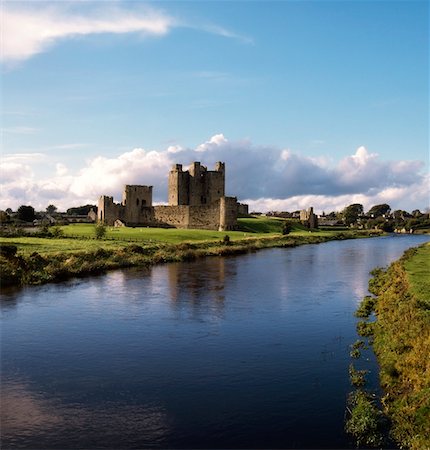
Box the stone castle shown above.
[300,207,318,228]
[98,162,239,231]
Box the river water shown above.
[1,234,429,449]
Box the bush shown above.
[355,296,377,318]
[222,234,231,245]
[50,226,64,238]
[349,364,368,387]
[94,223,107,239]
[357,321,375,337]
[282,222,292,235]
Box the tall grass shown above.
[367,243,430,450]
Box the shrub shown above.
[126,244,145,254]
[357,321,375,337]
[282,222,292,235]
[222,234,231,245]
[94,223,107,239]
[349,364,368,387]
[50,226,64,238]
[355,295,377,318]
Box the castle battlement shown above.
[98,161,238,231]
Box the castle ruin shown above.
[97,162,238,231]
[300,207,318,229]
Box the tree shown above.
[282,222,292,235]
[67,205,97,215]
[0,210,10,224]
[17,205,35,222]
[342,204,364,226]
[94,223,107,239]
[411,209,422,218]
[367,204,391,217]
[46,204,58,215]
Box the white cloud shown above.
[1,4,175,63]
[56,163,68,176]
[0,135,428,213]
[0,3,252,64]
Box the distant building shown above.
[300,207,318,228]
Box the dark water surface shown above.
[1,235,429,449]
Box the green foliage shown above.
[94,223,107,239]
[355,295,377,318]
[17,205,36,222]
[66,204,97,215]
[341,203,363,226]
[368,243,430,450]
[0,210,11,224]
[50,226,64,238]
[357,321,375,337]
[350,348,361,359]
[46,204,58,214]
[282,222,292,235]
[367,203,391,217]
[222,234,231,245]
[349,364,368,387]
[345,390,385,447]
[0,225,380,287]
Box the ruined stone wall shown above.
[168,161,225,206]
[153,206,190,228]
[188,162,204,206]
[168,165,189,206]
[98,161,237,230]
[300,207,318,229]
[97,196,125,226]
[204,170,225,204]
[219,197,238,231]
[237,203,249,216]
[188,203,221,230]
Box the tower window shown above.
[136,198,139,206]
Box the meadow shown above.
[0,217,379,287]
[0,217,346,255]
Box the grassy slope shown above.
[0,217,378,287]
[0,217,335,255]
[403,243,430,307]
[371,243,430,450]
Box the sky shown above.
[0,0,428,213]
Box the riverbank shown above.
[0,226,380,288]
[352,242,430,449]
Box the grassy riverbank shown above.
[0,218,379,287]
[349,242,430,449]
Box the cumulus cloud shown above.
[0,135,428,213]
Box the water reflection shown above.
[1,235,429,449]
[1,376,170,448]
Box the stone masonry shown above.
[97,162,238,231]
[300,207,318,229]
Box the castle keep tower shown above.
[98,161,238,230]
[168,161,225,206]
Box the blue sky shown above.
[1,0,428,212]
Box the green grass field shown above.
[404,242,430,307]
[0,217,360,256]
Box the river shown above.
[1,234,429,449]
